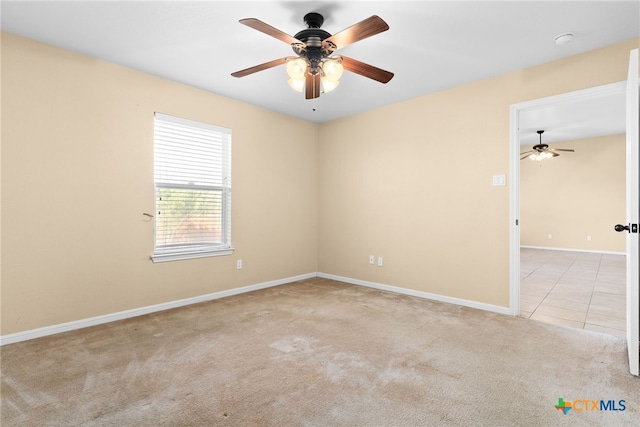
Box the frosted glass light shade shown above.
[529,151,554,161]
[286,58,307,79]
[322,59,343,82]
[288,78,304,92]
[321,77,339,93]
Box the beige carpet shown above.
[1,277,638,426]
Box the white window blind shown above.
[152,113,232,262]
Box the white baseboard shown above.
[520,245,625,256]
[317,272,512,316]
[1,272,514,346]
[0,272,317,346]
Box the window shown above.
[152,113,232,262]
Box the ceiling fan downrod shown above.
[534,130,549,151]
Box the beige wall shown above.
[317,38,639,308]
[1,33,318,335]
[2,30,638,336]
[520,135,626,252]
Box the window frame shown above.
[151,113,232,263]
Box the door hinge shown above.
[632,223,638,233]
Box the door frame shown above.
[509,81,627,316]
[624,48,639,376]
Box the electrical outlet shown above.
[377,256,383,267]
[236,259,243,269]
[369,255,375,265]
[548,234,553,239]
[587,235,592,241]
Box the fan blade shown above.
[324,15,389,49]
[521,154,533,160]
[549,148,575,152]
[305,73,321,99]
[239,18,303,46]
[231,57,289,78]
[520,150,534,155]
[341,56,394,83]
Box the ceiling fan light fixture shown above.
[322,58,343,82]
[321,77,340,93]
[529,151,553,161]
[287,78,305,92]
[286,58,307,80]
[232,13,393,100]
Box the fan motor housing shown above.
[295,12,331,42]
[294,28,331,42]
[292,13,335,68]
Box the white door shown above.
[624,48,639,376]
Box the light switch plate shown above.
[492,175,506,187]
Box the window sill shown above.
[151,248,234,263]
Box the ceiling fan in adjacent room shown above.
[520,130,575,161]
[231,12,394,99]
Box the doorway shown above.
[509,81,627,337]
[519,248,626,337]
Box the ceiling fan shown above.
[231,12,394,99]
[520,130,575,161]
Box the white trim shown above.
[317,273,512,316]
[154,112,231,135]
[510,81,627,317]
[150,247,234,263]
[509,101,521,316]
[1,271,523,346]
[511,81,627,116]
[0,272,317,346]
[520,245,625,256]
[625,49,639,376]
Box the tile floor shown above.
[520,247,627,338]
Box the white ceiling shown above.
[1,1,638,143]
[519,87,627,146]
